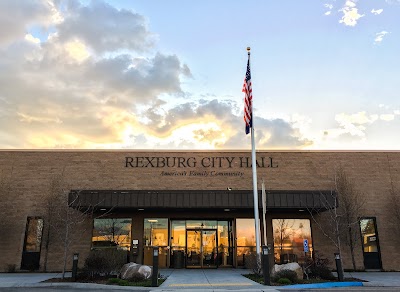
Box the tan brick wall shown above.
[0,150,399,271]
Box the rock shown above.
[272,262,303,280]
[120,262,153,280]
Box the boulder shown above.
[271,262,303,280]
[120,262,152,280]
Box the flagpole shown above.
[247,47,261,256]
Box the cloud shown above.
[0,0,58,45]
[321,110,398,145]
[133,99,313,149]
[324,3,333,15]
[339,0,364,26]
[380,114,395,121]
[0,1,191,149]
[56,1,155,54]
[371,9,383,15]
[374,31,389,43]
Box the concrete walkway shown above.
[344,271,400,287]
[158,268,278,291]
[1,270,400,291]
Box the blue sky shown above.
[0,0,399,149]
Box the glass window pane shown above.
[360,218,378,252]
[92,218,131,250]
[186,220,217,229]
[144,218,168,246]
[236,218,256,246]
[25,218,43,252]
[171,220,186,248]
[272,219,312,265]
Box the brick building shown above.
[0,150,399,272]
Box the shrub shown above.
[272,269,298,283]
[84,249,127,278]
[303,251,335,280]
[313,266,335,280]
[277,277,292,285]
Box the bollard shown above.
[72,253,79,282]
[261,246,271,285]
[152,247,159,287]
[334,253,344,282]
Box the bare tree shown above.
[307,167,365,276]
[273,219,294,263]
[335,167,365,271]
[93,218,131,247]
[308,190,344,276]
[44,173,95,278]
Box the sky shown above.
[0,0,399,150]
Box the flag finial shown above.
[247,47,251,55]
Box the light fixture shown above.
[227,187,232,191]
[299,209,305,212]
[224,209,230,212]
[138,208,144,211]
[100,208,106,211]
[148,219,158,223]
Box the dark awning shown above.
[69,189,336,212]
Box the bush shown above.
[313,266,336,280]
[84,249,127,278]
[272,269,298,283]
[277,277,292,285]
[303,251,335,280]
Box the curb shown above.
[282,281,363,289]
[0,282,152,290]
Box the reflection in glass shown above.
[217,220,233,266]
[92,218,132,250]
[144,218,168,246]
[360,218,378,252]
[24,217,44,252]
[236,218,256,267]
[186,229,217,268]
[272,219,312,265]
[143,218,168,267]
[186,220,217,229]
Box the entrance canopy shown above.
[69,189,336,212]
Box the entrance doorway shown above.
[186,229,217,268]
[21,217,43,270]
[170,219,233,268]
[360,217,382,270]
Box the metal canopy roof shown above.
[69,189,336,212]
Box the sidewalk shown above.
[1,270,400,291]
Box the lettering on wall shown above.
[125,156,278,177]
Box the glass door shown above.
[202,230,217,268]
[186,230,201,267]
[186,229,217,268]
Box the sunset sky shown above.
[0,0,399,150]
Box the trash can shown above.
[174,250,184,269]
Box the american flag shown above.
[242,59,252,135]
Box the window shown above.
[272,219,312,265]
[236,218,256,266]
[92,218,132,250]
[144,218,168,246]
[23,217,43,252]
